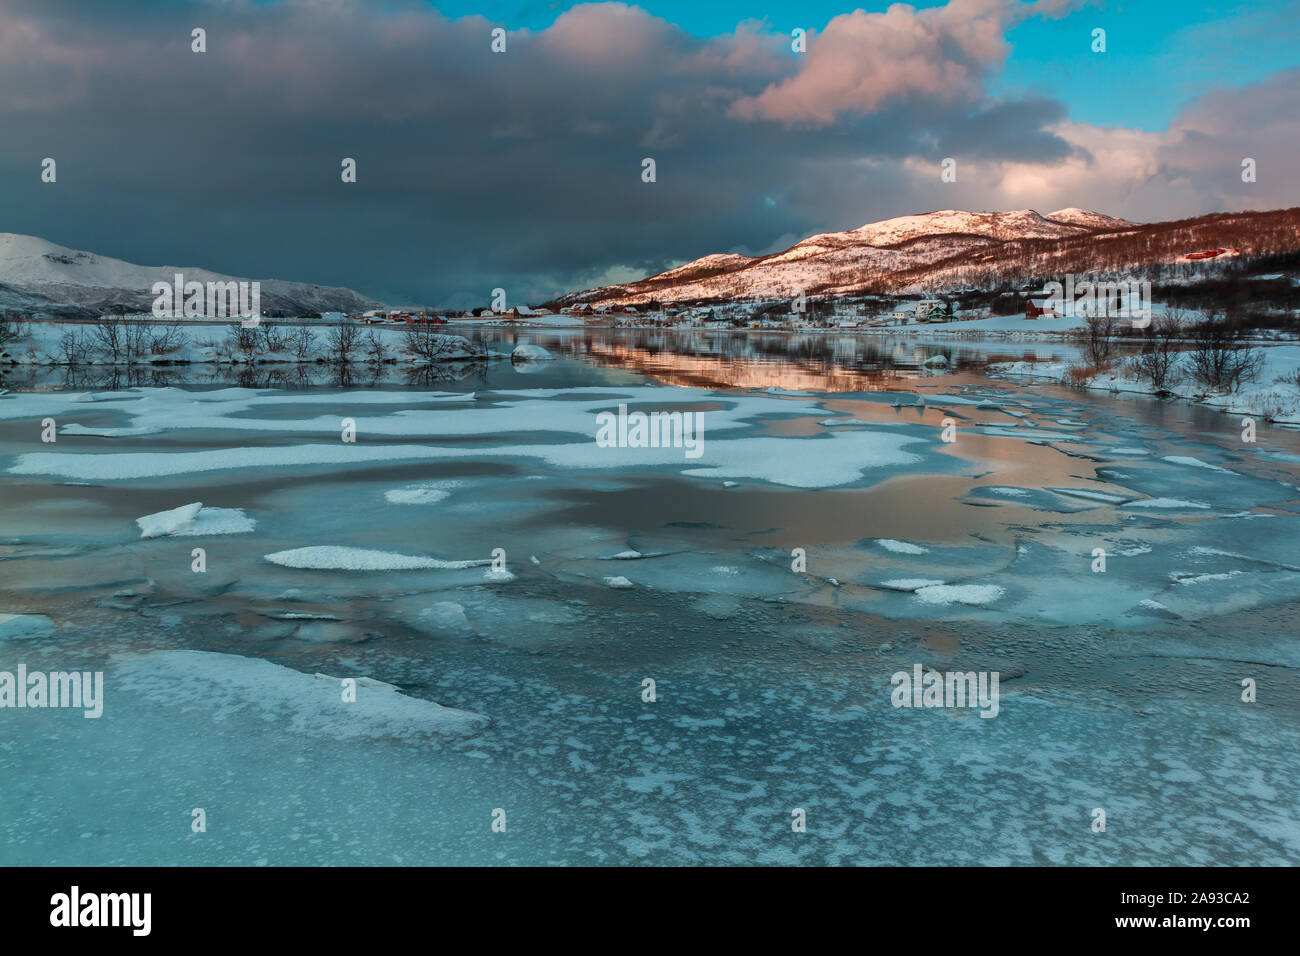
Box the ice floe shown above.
[912,584,1006,606]
[113,650,487,741]
[264,546,491,571]
[136,502,255,538]
[1123,497,1211,510]
[511,344,555,363]
[0,613,55,640]
[876,539,928,554]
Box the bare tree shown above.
[149,321,188,356]
[87,315,151,363]
[121,318,150,363]
[258,321,287,353]
[404,324,477,362]
[89,316,124,362]
[1074,311,1117,368]
[1187,309,1264,392]
[50,328,89,365]
[365,328,389,364]
[1131,311,1185,391]
[0,313,28,351]
[287,325,316,362]
[326,321,361,363]
[227,324,260,363]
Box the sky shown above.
[2,0,1298,307]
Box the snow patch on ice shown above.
[511,344,556,363]
[113,650,487,741]
[913,584,1005,606]
[1162,455,1235,474]
[1124,497,1211,510]
[136,502,256,538]
[876,539,928,554]
[384,481,461,505]
[1171,570,1243,586]
[0,613,56,640]
[264,546,490,571]
[878,578,946,592]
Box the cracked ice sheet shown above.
[918,517,1300,626]
[114,649,488,740]
[15,385,799,438]
[9,430,940,490]
[0,386,477,425]
[6,641,1296,865]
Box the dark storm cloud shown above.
[0,0,1112,305]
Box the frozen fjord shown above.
[2,341,1299,864]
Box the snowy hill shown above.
[561,208,1151,305]
[0,233,384,317]
[1044,208,1135,231]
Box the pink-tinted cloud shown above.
[730,0,1080,125]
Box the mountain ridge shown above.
[0,233,385,318]
[554,207,1300,307]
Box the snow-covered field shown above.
[990,344,1300,425]
[2,332,1298,864]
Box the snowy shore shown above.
[0,319,482,367]
[989,344,1300,425]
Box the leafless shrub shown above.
[149,321,188,356]
[1064,362,1104,388]
[1131,312,1184,391]
[49,328,90,365]
[1073,311,1117,368]
[1187,310,1265,392]
[325,321,361,363]
[88,315,153,363]
[227,324,260,363]
[89,316,124,362]
[287,325,316,362]
[404,324,476,362]
[365,328,389,364]
[257,321,287,353]
[0,313,29,351]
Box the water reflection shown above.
[1,359,488,392]
[462,327,1083,392]
[1,328,1087,394]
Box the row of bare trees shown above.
[225,321,431,365]
[42,316,189,366]
[1075,308,1265,393]
[0,314,30,352]
[19,314,476,370]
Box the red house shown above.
[1025,298,1060,319]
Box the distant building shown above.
[1025,298,1060,320]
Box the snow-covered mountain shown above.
[0,233,384,317]
[561,208,1142,305]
